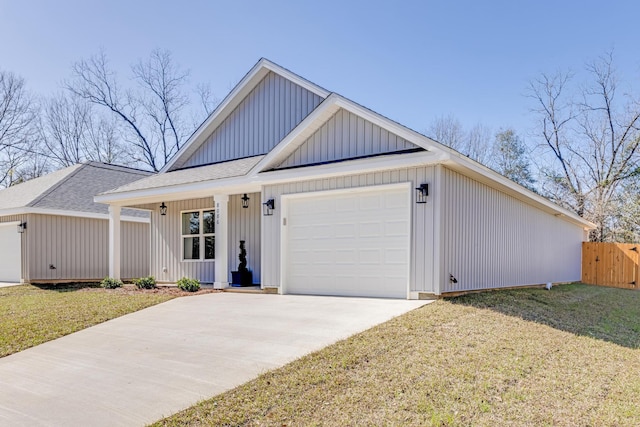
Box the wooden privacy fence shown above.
[582,242,639,290]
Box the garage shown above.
[0,222,21,283]
[283,184,411,298]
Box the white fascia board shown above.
[161,59,330,173]
[260,59,330,98]
[444,155,595,229]
[255,151,448,186]
[0,207,149,223]
[94,176,262,206]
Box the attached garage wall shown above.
[262,165,437,294]
[28,214,149,281]
[439,167,585,293]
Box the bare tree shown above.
[428,114,465,151]
[529,52,640,241]
[66,48,204,171]
[466,123,493,164]
[132,49,190,167]
[0,70,36,187]
[38,93,90,167]
[37,92,125,168]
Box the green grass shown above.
[153,283,640,426]
[0,283,176,358]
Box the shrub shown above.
[101,277,123,289]
[133,276,156,289]
[177,277,200,292]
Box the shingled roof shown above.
[0,162,152,217]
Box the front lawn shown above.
[154,283,640,426]
[0,283,200,358]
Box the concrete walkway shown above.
[0,282,21,288]
[0,293,430,426]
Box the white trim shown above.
[108,206,121,279]
[279,182,412,299]
[0,207,149,223]
[161,58,329,173]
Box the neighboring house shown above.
[96,59,594,298]
[0,162,151,283]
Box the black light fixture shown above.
[262,198,275,216]
[415,183,429,204]
[17,221,26,233]
[241,193,250,209]
[159,202,167,216]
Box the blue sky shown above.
[1,1,638,139]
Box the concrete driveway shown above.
[0,293,430,426]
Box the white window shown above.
[181,209,215,261]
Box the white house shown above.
[95,59,593,298]
[0,162,151,283]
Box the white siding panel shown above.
[145,198,215,283]
[182,72,323,168]
[121,222,150,279]
[25,214,149,281]
[276,109,419,169]
[439,167,584,293]
[262,166,436,293]
[228,193,261,284]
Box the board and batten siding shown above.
[262,166,437,293]
[228,193,261,284]
[27,214,149,281]
[138,194,261,284]
[276,108,419,169]
[439,167,585,293]
[0,214,29,282]
[180,72,323,169]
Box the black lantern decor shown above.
[17,221,27,233]
[262,198,275,216]
[159,202,167,216]
[241,193,250,209]
[415,183,429,204]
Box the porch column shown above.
[108,205,121,279]
[214,194,229,289]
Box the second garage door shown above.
[284,185,410,299]
[0,223,21,283]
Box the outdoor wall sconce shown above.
[17,221,27,233]
[262,198,275,216]
[241,193,250,209]
[415,183,429,204]
[159,202,167,216]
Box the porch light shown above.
[159,202,167,216]
[241,193,250,209]
[262,198,275,216]
[415,183,429,204]
[17,221,26,233]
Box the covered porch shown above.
[97,156,269,288]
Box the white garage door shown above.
[0,223,21,283]
[284,185,410,299]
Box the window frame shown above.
[180,208,215,262]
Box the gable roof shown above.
[0,162,152,218]
[97,58,594,230]
[161,58,330,173]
